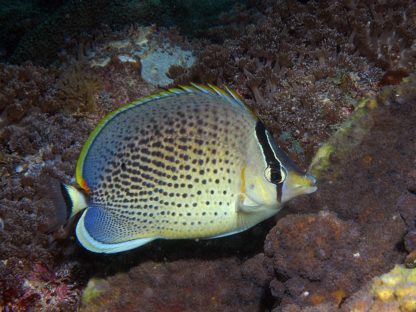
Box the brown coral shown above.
[264,76,416,310]
[80,258,268,312]
[0,63,60,126]
[57,62,102,113]
[318,0,416,74]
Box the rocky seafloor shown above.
[1,0,416,311]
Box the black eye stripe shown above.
[255,121,282,183]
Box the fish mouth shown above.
[281,171,317,203]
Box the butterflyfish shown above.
[56,84,317,253]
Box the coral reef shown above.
[344,265,416,312]
[7,0,240,65]
[318,0,416,73]
[1,0,416,310]
[170,0,389,167]
[80,257,268,312]
[0,63,60,126]
[264,77,416,310]
[80,25,195,88]
[56,63,102,113]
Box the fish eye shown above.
[264,164,285,184]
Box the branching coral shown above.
[170,0,388,166]
[318,0,416,75]
[168,43,235,85]
[57,63,102,113]
[0,63,60,126]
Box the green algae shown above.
[309,97,378,178]
[81,278,112,306]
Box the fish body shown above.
[60,84,317,253]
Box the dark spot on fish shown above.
[165,146,175,153]
[165,155,175,162]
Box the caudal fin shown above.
[60,183,88,218]
[46,179,88,232]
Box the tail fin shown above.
[59,183,88,219]
[45,179,88,232]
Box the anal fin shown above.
[76,209,156,253]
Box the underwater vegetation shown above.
[1,0,416,311]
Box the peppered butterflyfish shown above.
[55,84,317,253]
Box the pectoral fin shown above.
[235,193,262,213]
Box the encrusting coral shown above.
[79,258,269,312]
[344,265,416,312]
[264,76,416,311]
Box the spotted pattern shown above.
[81,90,257,243]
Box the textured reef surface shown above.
[1,0,416,311]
